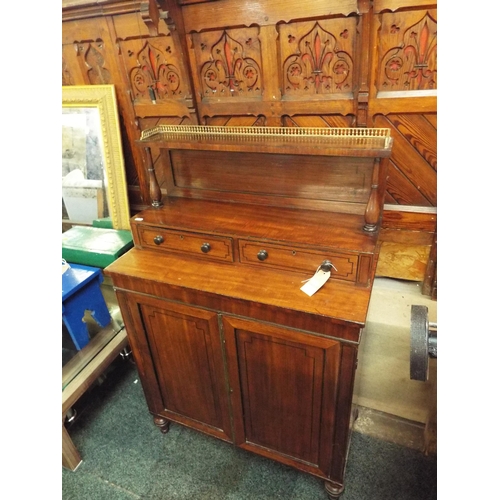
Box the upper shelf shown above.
[137,125,393,157]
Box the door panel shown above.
[129,295,232,440]
[223,316,341,475]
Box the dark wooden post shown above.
[144,147,163,207]
[354,0,372,127]
[364,158,381,232]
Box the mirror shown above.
[62,85,130,230]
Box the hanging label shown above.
[300,269,331,296]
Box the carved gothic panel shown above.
[74,41,112,85]
[279,18,356,98]
[62,54,75,86]
[121,37,188,104]
[377,10,437,92]
[191,27,263,100]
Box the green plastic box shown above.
[92,217,114,229]
[62,226,134,268]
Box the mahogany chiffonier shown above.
[105,125,392,498]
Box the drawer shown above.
[137,227,234,262]
[238,239,359,282]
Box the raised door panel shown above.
[125,294,232,441]
[223,316,341,476]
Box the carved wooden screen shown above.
[62,0,437,291]
[183,1,361,127]
[370,2,437,207]
[368,1,437,290]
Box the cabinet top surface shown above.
[105,247,373,326]
[132,198,379,253]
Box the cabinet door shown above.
[122,293,233,442]
[222,316,342,477]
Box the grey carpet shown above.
[62,359,437,500]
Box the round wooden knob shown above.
[153,235,164,245]
[257,250,268,261]
[201,242,211,253]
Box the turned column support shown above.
[364,156,389,232]
[364,158,381,231]
[144,147,163,208]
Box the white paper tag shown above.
[300,269,331,296]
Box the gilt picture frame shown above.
[62,85,130,230]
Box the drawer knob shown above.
[153,235,164,245]
[320,260,334,272]
[201,242,211,253]
[257,250,268,261]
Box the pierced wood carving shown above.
[62,56,73,86]
[76,41,112,85]
[281,20,355,97]
[140,0,169,37]
[196,28,262,99]
[378,11,437,91]
[129,41,183,102]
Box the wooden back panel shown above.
[165,149,372,213]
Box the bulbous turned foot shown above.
[324,481,344,500]
[153,416,170,434]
